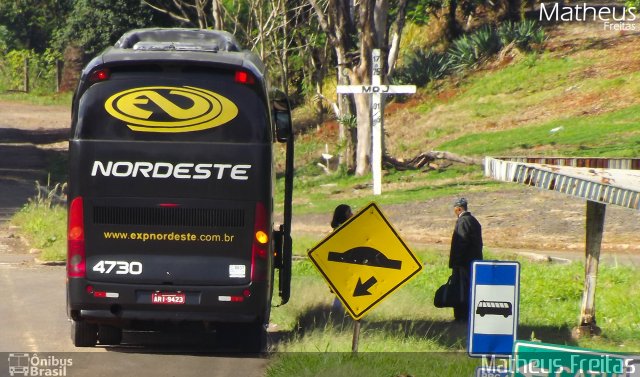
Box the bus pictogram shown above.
[476,300,513,318]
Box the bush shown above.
[498,20,546,50]
[393,49,449,86]
[447,35,479,72]
[0,48,62,93]
[448,21,544,73]
[470,25,502,57]
[395,20,546,85]
[447,26,500,72]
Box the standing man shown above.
[449,198,483,322]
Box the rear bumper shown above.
[67,278,271,326]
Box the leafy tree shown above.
[0,25,9,52]
[0,0,72,51]
[54,0,170,59]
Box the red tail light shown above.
[251,201,269,281]
[235,70,255,85]
[67,197,86,278]
[89,68,110,82]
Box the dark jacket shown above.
[449,212,483,268]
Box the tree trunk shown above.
[386,0,409,77]
[444,0,461,41]
[506,0,523,21]
[212,0,224,30]
[195,0,207,28]
[310,0,409,175]
[353,92,372,176]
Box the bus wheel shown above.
[71,320,97,347]
[98,325,122,346]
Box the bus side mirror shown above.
[271,90,292,143]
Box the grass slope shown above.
[384,30,640,159]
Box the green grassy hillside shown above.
[282,23,640,218]
[385,24,640,159]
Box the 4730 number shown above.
[92,260,142,275]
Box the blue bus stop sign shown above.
[468,260,520,358]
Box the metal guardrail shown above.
[484,157,640,210]
[491,157,640,170]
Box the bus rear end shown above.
[66,29,293,351]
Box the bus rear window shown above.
[75,69,270,143]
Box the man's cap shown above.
[453,198,468,208]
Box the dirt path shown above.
[0,100,69,221]
[292,187,640,259]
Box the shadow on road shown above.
[103,325,268,358]
[0,127,68,145]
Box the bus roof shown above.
[115,28,242,51]
[80,29,266,87]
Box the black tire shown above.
[71,320,98,347]
[98,325,123,346]
[217,322,267,353]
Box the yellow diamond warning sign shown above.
[308,202,423,320]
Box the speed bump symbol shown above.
[328,246,402,270]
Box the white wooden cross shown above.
[337,49,416,195]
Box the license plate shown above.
[151,292,186,305]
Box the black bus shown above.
[66,29,294,351]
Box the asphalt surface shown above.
[0,249,269,377]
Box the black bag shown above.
[434,271,466,308]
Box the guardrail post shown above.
[575,200,606,337]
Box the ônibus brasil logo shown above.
[7,353,73,376]
[104,86,239,133]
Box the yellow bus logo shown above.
[104,86,238,133]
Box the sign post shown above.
[468,261,521,358]
[336,49,416,195]
[308,202,422,321]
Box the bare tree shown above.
[309,0,409,176]
[212,0,224,29]
[142,1,315,94]
[143,0,212,27]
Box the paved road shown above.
[0,249,269,377]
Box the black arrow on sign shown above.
[353,276,378,297]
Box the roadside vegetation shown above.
[10,179,66,261]
[266,249,640,376]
